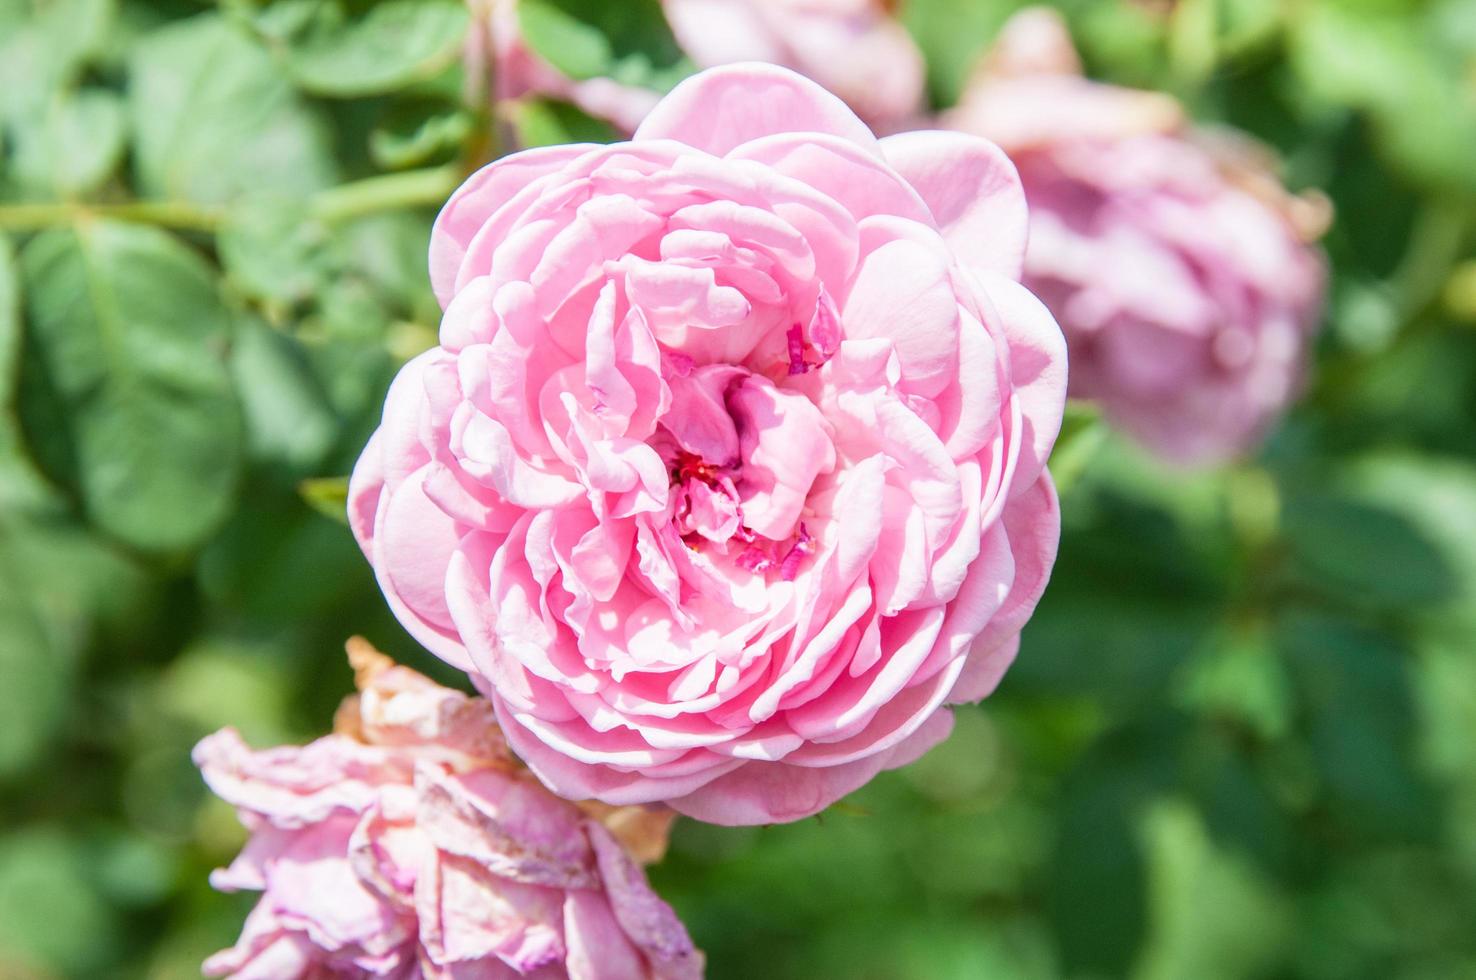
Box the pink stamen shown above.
[736,547,772,573]
[778,523,814,581]
[809,290,841,360]
[786,323,809,376]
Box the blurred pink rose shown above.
[948,8,1328,465]
[471,0,924,134]
[350,64,1066,825]
[197,640,702,979]
[663,0,925,128]
[471,0,662,133]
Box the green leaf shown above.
[247,0,322,43]
[1,511,154,642]
[1289,3,1476,195]
[0,0,113,127]
[0,493,149,783]
[9,89,127,199]
[231,317,338,473]
[1289,4,1414,112]
[370,100,474,170]
[508,96,620,149]
[218,196,338,307]
[518,0,692,93]
[0,236,17,408]
[1176,625,1293,741]
[158,638,295,745]
[1137,800,1290,980]
[1333,453,1476,629]
[0,557,71,780]
[0,828,117,975]
[1282,490,1455,609]
[127,13,337,204]
[18,221,244,553]
[1167,0,1218,84]
[285,0,470,98]
[0,236,54,508]
[196,484,375,622]
[298,475,350,524]
[897,0,1008,108]
[337,210,438,322]
[1048,765,1152,975]
[1048,401,1108,499]
[1278,610,1436,840]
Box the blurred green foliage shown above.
[0,0,1474,977]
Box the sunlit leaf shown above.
[231,317,338,473]
[0,0,113,127]
[17,221,243,552]
[9,89,127,198]
[507,96,620,149]
[518,0,692,93]
[285,0,469,98]
[298,475,350,525]
[128,14,337,203]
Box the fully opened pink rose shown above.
[948,8,1327,465]
[350,64,1066,825]
[197,641,701,979]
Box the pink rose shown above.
[663,0,926,129]
[350,64,1066,825]
[947,8,1328,465]
[471,0,662,134]
[197,640,702,979]
[472,0,924,134]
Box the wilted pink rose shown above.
[350,63,1066,826]
[471,0,924,135]
[197,640,702,979]
[948,8,1328,465]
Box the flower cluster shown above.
[197,640,702,979]
[197,11,1339,972]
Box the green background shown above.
[2,0,1475,976]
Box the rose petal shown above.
[880,130,1029,280]
[635,62,879,157]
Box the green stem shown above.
[0,165,464,234]
[0,199,224,232]
[312,165,463,224]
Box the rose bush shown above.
[350,63,1066,825]
[197,641,701,979]
[948,8,1328,465]
[476,0,924,133]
